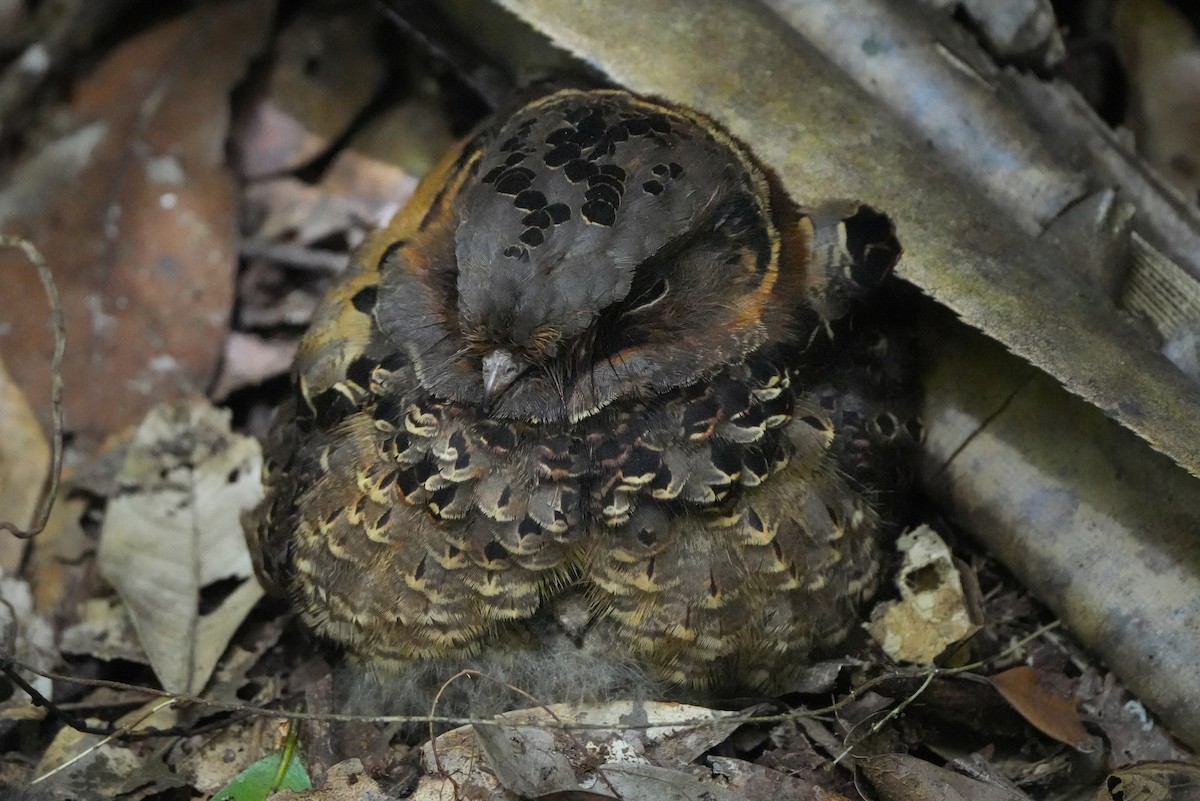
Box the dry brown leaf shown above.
[1097,761,1200,801]
[990,666,1091,749]
[860,753,1034,801]
[708,755,847,800]
[0,352,49,572]
[236,7,385,178]
[0,0,273,452]
[96,399,264,694]
[31,699,180,801]
[24,494,90,613]
[413,701,738,800]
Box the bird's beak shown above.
[482,349,526,402]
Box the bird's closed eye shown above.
[625,277,670,314]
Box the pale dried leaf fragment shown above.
[58,596,148,665]
[868,526,981,664]
[0,353,50,571]
[473,724,585,796]
[707,755,847,800]
[211,332,299,400]
[272,759,387,801]
[1097,761,1200,801]
[32,700,181,801]
[97,399,264,694]
[414,701,738,800]
[236,7,386,178]
[0,571,56,713]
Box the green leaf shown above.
[211,750,312,801]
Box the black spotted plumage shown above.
[246,88,917,690]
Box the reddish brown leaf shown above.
[990,665,1091,748]
[0,0,273,451]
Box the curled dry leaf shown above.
[97,399,264,694]
[868,526,981,665]
[990,666,1092,750]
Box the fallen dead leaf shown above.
[0,352,49,572]
[273,758,388,801]
[707,755,848,800]
[235,6,385,178]
[211,332,299,400]
[473,723,586,797]
[868,526,982,664]
[31,699,181,801]
[414,700,739,800]
[0,571,56,721]
[990,665,1093,750]
[0,0,273,452]
[96,399,264,694]
[1097,761,1200,801]
[860,753,1034,801]
[24,493,90,613]
[58,596,148,665]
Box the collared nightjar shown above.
[247,88,917,691]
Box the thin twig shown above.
[426,669,621,798]
[5,620,1063,737]
[830,619,1064,764]
[833,670,935,765]
[0,236,65,540]
[29,698,177,786]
